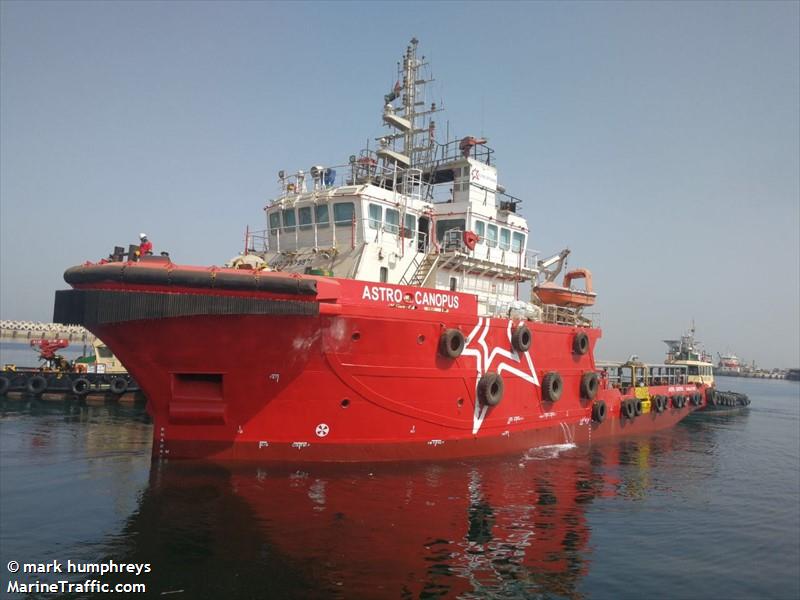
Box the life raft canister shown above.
[462,230,479,251]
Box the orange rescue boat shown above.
[534,268,597,308]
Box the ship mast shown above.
[402,39,417,162]
[379,38,440,172]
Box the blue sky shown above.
[1,1,798,367]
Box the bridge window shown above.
[499,228,511,250]
[486,224,498,247]
[436,219,465,242]
[474,220,485,241]
[333,202,354,227]
[368,203,382,229]
[315,204,330,228]
[385,208,400,234]
[269,212,280,234]
[298,206,313,230]
[403,214,416,239]
[512,232,525,252]
[281,209,296,232]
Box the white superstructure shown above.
[244,39,543,318]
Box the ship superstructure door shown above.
[418,216,430,253]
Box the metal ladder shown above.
[399,253,439,287]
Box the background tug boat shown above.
[664,324,749,410]
[53,39,711,461]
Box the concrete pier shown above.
[0,320,96,343]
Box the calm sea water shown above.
[1,376,798,599]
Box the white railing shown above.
[274,156,428,200]
[441,229,538,272]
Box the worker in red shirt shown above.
[138,233,153,258]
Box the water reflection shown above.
[2,397,750,600]
[93,433,700,600]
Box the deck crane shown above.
[537,248,571,283]
[29,339,73,372]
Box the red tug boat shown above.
[53,40,708,462]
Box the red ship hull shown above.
[54,262,708,462]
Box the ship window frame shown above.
[474,220,485,242]
[333,202,355,228]
[499,227,511,251]
[436,218,466,243]
[281,208,296,232]
[512,231,525,253]
[368,203,382,230]
[268,212,280,235]
[403,214,416,239]
[486,224,498,248]
[385,208,400,234]
[298,206,313,230]
[315,204,330,229]
[96,345,113,358]
[379,266,388,283]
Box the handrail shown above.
[439,228,538,269]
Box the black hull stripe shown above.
[53,289,318,326]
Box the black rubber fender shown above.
[439,329,465,359]
[573,332,590,355]
[64,263,125,284]
[634,398,643,416]
[511,325,532,353]
[26,375,48,395]
[477,372,504,407]
[214,271,259,291]
[109,377,129,395]
[123,265,172,285]
[580,372,599,400]
[622,399,636,420]
[72,377,91,396]
[542,372,563,402]
[592,400,606,423]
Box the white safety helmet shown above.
[139,233,147,240]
